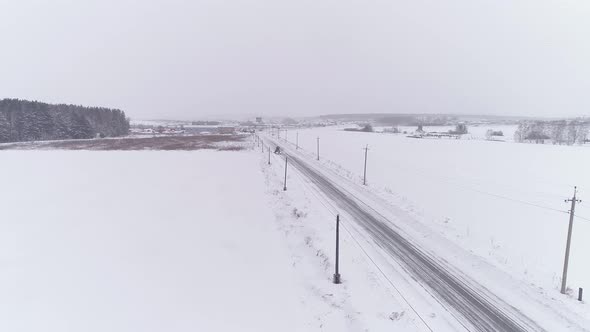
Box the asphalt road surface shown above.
[275,142,545,332]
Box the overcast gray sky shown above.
[1,0,589,120]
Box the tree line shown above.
[0,99,130,143]
[515,120,589,145]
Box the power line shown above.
[573,214,590,223]
[467,188,569,215]
[362,145,369,186]
[266,138,437,332]
[561,187,581,294]
[286,132,570,215]
[263,134,586,329]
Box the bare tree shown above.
[514,122,529,142]
[486,129,504,140]
[570,121,590,144]
[579,122,589,144]
[567,121,582,145]
[516,119,588,145]
[550,120,567,145]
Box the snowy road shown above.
[267,139,545,332]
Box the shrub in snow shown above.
[449,124,468,135]
[292,208,307,219]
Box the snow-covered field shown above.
[3,130,589,331]
[0,149,422,331]
[395,124,519,141]
[0,151,316,331]
[284,125,590,311]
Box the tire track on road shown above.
[273,142,544,332]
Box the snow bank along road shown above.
[266,138,545,332]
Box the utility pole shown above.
[296,132,299,150]
[561,186,581,294]
[268,146,271,165]
[363,145,369,186]
[283,157,288,191]
[316,137,320,161]
[333,214,341,284]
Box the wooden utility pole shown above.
[363,145,369,186]
[268,146,271,165]
[333,214,341,284]
[561,186,581,294]
[283,157,288,191]
[316,137,320,161]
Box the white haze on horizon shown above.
[1,0,589,120]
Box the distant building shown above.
[256,117,263,124]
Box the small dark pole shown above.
[316,137,320,161]
[363,144,369,186]
[268,147,271,165]
[561,186,581,294]
[333,214,341,284]
[296,132,299,150]
[579,288,584,301]
[283,157,288,191]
